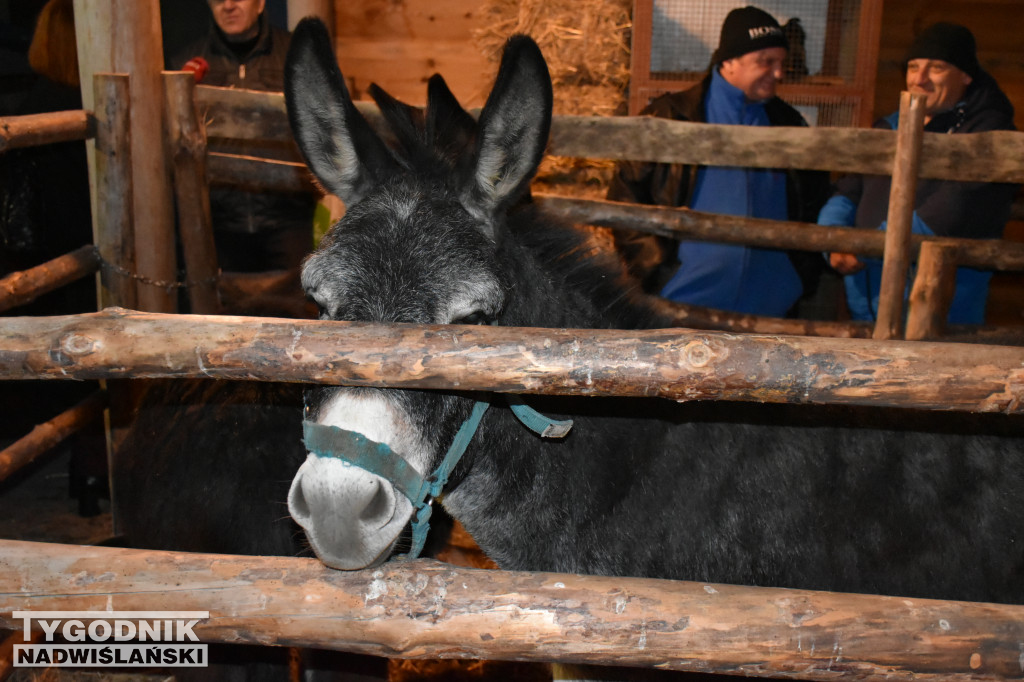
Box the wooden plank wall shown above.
[331,0,494,107]
[875,0,1023,131]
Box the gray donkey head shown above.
[284,17,552,569]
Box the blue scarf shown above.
[660,69,801,316]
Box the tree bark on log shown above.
[874,93,926,341]
[3,309,1024,414]
[534,195,1024,272]
[0,246,100,314]
[92,74,137,310]
[640,295,872,338]
[195,85,387,149]
[191,85,1024,183]
[163,72,220,315]
[906,243,959,341]
[76,0,177,314]
[0,540,1022,681]
[207,151,317,193]
[0,110,93,153]
[0,391,106,482]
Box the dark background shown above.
[0,0,289,115]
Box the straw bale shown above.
[473,0,632,199]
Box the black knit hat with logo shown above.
[712,5,789,64]
[905,22,980,78]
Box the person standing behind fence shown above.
[169,0,315,274]
[607,5,830,318]
[819,22,1018,325]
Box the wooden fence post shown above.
[873,91,926,340]
[92,73,136,310]
[163,71,220,314]
[74,0,177,313]
[906,242,959,341]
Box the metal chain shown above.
[92,246,220,293]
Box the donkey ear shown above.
[426,74,477,160]
[466,35,552,226]
[368,82,424,163]
[285,18,397,205]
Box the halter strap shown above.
[301,395,571,559]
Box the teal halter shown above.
[302,396,572,560]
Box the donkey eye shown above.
[454,311,491,325]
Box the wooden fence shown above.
[2,72,1024,679]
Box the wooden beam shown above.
[163,72,220,315]
[3,309,1024,414]
[0,110,93,153]
[207,152,317,193]
[874,92,925,341]
[0,246,101,314]
[640,294,871,338]
[92,74,137,310]
[192,86,1024,183]
[75,0,177,313]
[534,194,1024,272]
[0,392,106,482]
[195,85,388,146]
[1,541,1023,680]
[906,242,959,341]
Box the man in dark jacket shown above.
[608,5,830,317]
[819,22,1018,325]
[171,0,315,273]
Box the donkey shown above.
[116,17,1023,682]
[283,13,1024,611]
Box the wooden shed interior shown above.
[2,0,1024,680]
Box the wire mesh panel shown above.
[630,0,882,126]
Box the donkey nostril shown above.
[361,480,395,528]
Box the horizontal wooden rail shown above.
[195,84,386,144]
[0,540,1021,680]
[196,160,1024,275]
[0,391,106,482]
[3,309,1024,414]
[646,295,870,338]
[207,151,316,193]
[195,85,1024,183]
[0,245,101,314]
[536,195,1024,271]
[0,110,94,153]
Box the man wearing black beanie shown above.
[820,22,1018,325]
[608,6,830,319]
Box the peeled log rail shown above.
[0,391,106,482]
[874,93,926,341]
[195,84,388,146]
[0,245,101,314]
[548,115,1024,183]
[0,110,93,153]
[534,195,1024,272]
[193,85,1024,183]
[3,309,1024,414]
[642,295,871,338]
[207,151,317,193]
[0,540,1022,680]
[163,71,220,315]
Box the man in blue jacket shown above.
[819,22,1018,324]
[608,6,830,317]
